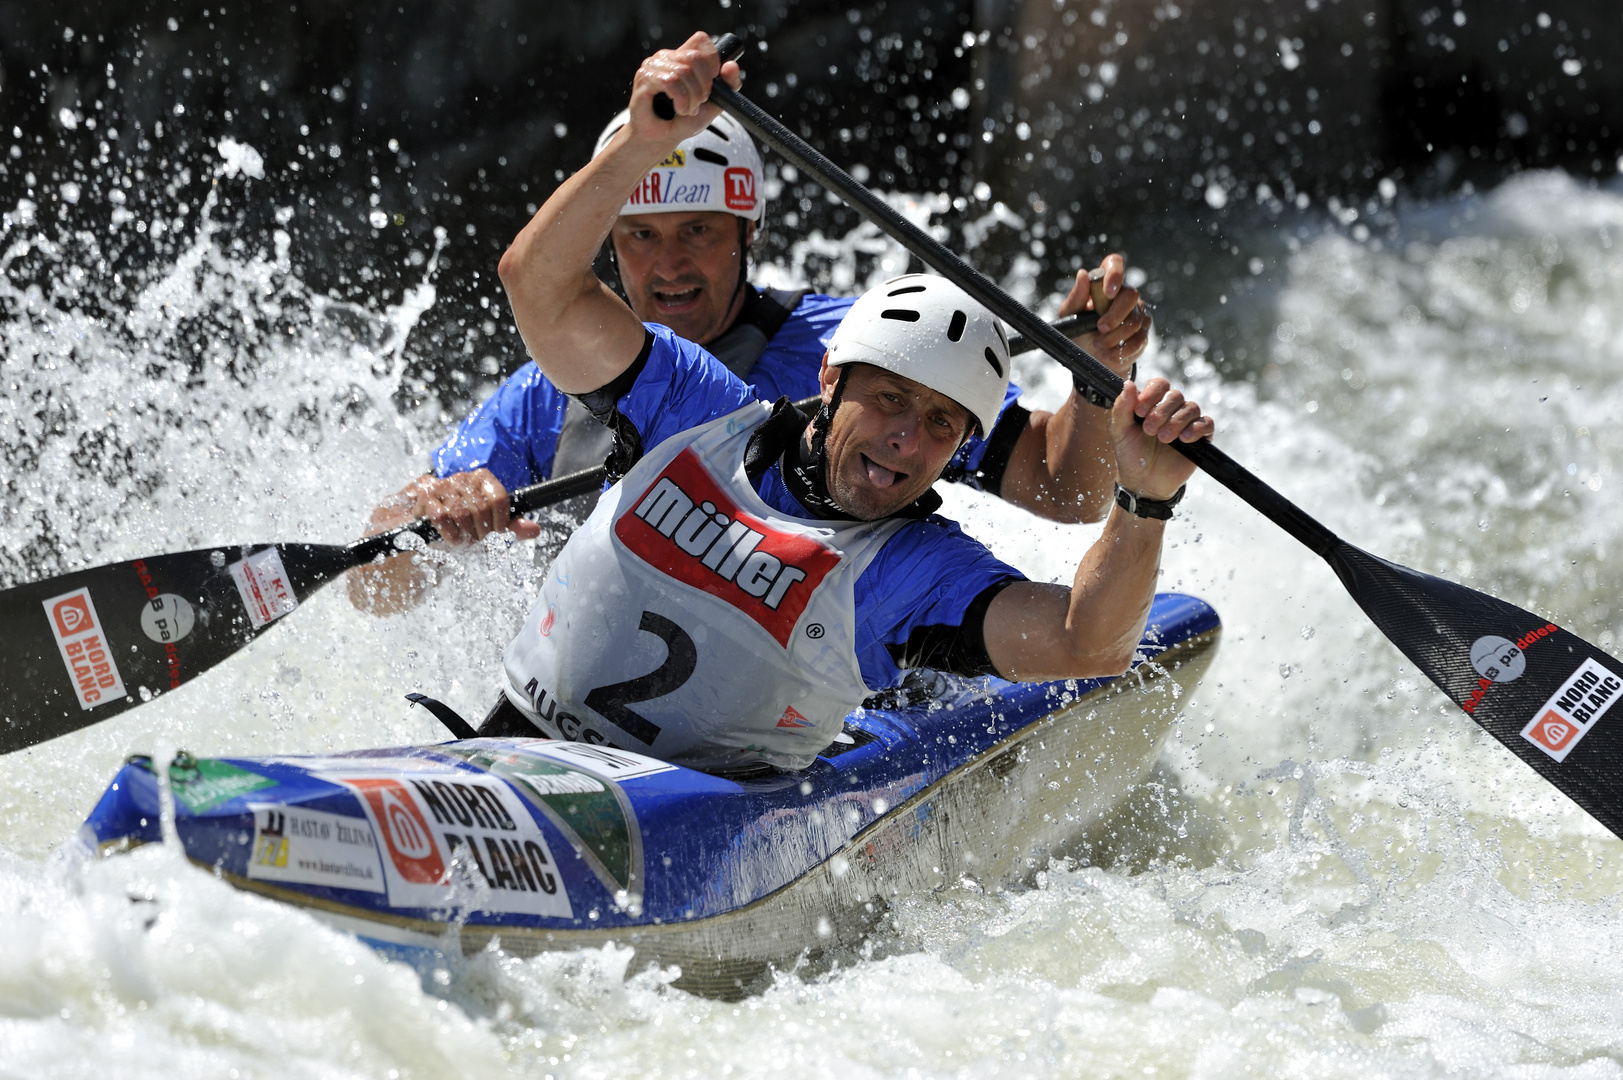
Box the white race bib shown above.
[504,401,899,771]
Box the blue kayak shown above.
[79,592,1219,996]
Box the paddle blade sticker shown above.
[1,543,351,754]
[1520,657,1623,762]
[229,547,297,629]
[41,588,127,711]
[1328,543,1623,840]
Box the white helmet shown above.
[592,109,765,222]
[827,275,1011,435]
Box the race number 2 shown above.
[583,611,696,745]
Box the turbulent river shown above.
[3,150,1622,1076]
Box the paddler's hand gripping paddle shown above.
[679,32,1623,842]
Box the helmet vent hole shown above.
[706,125,731,141]
[886,285,926,296]
[692,148,729,166]
[994,323,1008,349]
[947,310,967,342]
[880,308,921,322]
[984,347,1004,378]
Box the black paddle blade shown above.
[1328,542,1623,839]
[0,544,352,754]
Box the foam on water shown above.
[4,151,1623,1075]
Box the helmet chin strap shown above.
[778,365,852,520]
[807,365,851,476]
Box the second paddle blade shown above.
[1329,542,1623,839]
[0,543,352,754]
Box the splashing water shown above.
[4,145,1623,1076]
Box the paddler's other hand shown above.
[1108,378,1212,502]
[1057,254,1151,373]
[626,32,744,146]
[365,470,542,546]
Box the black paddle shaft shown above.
[693,33,1623,841]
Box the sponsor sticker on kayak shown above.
[444,743,647,898]
[42,588,127,710]
[336,774,572,918]
[169,758,277,813]
[247,805,385,894]
[230,548,297,629]
[1521,657,1623,762]
[526,741,675,782]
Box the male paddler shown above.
[350,33,1155,616]
[414,37,1213,773]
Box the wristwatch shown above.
[1114,482,1185,520]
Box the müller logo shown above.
[615,449,837,647]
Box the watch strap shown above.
[1114,481,1185,520]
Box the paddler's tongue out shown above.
[862,454,902,489]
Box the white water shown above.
[4,155,1623,1076]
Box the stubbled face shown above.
[611,211,753,345]
[817,359,972,521]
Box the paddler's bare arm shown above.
[350,35,743,616]
[997,255,1151,523]
[982,378,1212,680]
[497,33,743,394]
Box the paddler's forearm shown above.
[497,132,669,394]
[983,506,1161,681]
[1060,505,1162,668]
[347,551,430,616]
[347,497,434,616]
[1000,391,1116,524]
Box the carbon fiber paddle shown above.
[0,295,1104,755]
[685,32,1623,840]
[0,465,602,754]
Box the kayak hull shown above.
[79,593,1219,996]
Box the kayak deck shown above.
[79,592,1219,996]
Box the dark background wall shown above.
[2,0,1619,406]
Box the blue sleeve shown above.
[946,378,1026,490]
[616,324,761,451]
[432,362,570,491]
[851,518,1026,690]
[742,293,854,404]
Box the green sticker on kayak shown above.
[443,746,642,896]
[168,757,277,813]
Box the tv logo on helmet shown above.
[724,167,755,211]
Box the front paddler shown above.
[467,36,1214,773]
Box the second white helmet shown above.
[593,108,765,222]
[827,275,1011,435]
